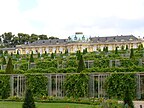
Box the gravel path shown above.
[118,101,144,108]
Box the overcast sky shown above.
[0,0,144,38]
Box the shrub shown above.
[22,89,36,108]
[5,57,14,74]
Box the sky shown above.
[0,0,144,38]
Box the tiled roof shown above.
[28,39,68,46]
[91,35,138,43]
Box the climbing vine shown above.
[105,73,137,99]
[26,74,48,97]
[0,75,10,99]
[64,73,89,98]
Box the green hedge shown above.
[105,73,136,99]
[26,74,48,97]
[0,75,10,99]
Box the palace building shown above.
[1,32,144,54]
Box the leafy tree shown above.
[1,32,15,47]
[18,33,30,44]
[130,48,134,59]
[30,34,38,43]
[48,36,59,39]
[22,89,36,108]
[30,51,34,62]
[5,57,14,74]
[38,34,48,40]
[2,56,6,65]
[77,55,85,73]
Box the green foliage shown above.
[83,48,88,54]
[64,73,89,98]
[2,56,6,65]
[105,73,136,99]
[123,88,134,108]
[20,63,28,71]
[4,50,8,55]
[26,74,48,97]
[51,53,54,59]
[77,55,85,73]
[37,52,40,58]
[5,57,14,74]
[126,45,128,50]
[130,48,134,58]
[65,49,68,54]
[36,60,57,69]
[121,45,124,50]
[115,46,118,54]
[30,51,34,62]
[22,89,36,108]
[0,75,10,99]
[94,59,109,68]
[76,50,81,60]
[0,50,3,55]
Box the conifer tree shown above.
[30,51,34,62]
[22,89,36,108]
[37,52,40,58]
[76,50,81,60]
[130,48,134,58]
[126,45,129,50]
[5,57,13,74]
[123,88,134,108]
[77,55,85,73]
[121,45,124,51]
[103,47,106,52]
[2,56,6,65]
[105,46,108,52]
[115,46,118,54]
[51,52,54,59]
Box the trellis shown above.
[1,73,144,99]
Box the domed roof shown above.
[68,32,90,42]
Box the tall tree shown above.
[2,56,6,65]
[22,89,36,108]
[51,53,54,59]
[30,51,34,62]
[126,45,129,50]
[30,34,38,43]
[18,33,30,44]
[130,48,134,59]
[123,87,134,108]
[115,46,118,54]
[1,32,15,47]
[5,57,13,74]
[77,55,85,73]
[38,34,48,40]
[48,36,59,39]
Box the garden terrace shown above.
[0,73,144,100]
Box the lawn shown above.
[0,102,95,108]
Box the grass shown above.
[0,101,95,108]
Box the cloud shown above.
[0,0,144,38]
